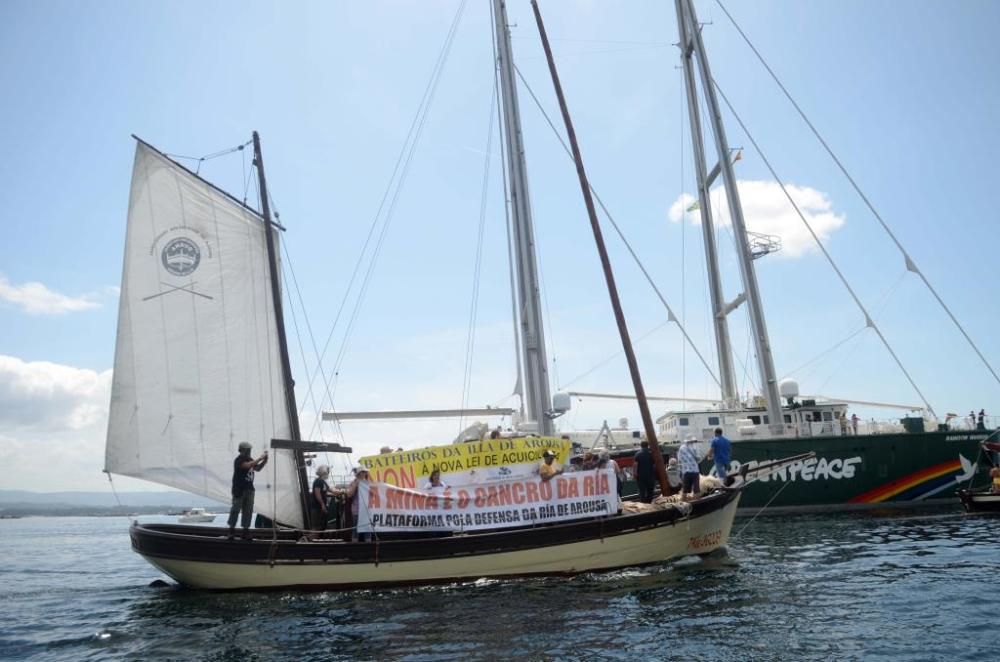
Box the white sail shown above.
[105,141,304,528]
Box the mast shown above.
[674,3,738,408]
[531,0,670,495]
[493,0,553,436]
[676,0,784,430]
[252,131,312,523]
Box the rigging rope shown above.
[299,0,470,444]
[714,0,1000,391]
[513,65,722,390]
[712,80,937,417]
[166,139,251,175]
[458,82,498,435]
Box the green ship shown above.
[560,0,998,514]
[599,402,991,512]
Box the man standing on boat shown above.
[227,441,268,540]
[633,441,656,503]
[707,428,732,484]
[678,436,703,500]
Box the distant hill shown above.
[0,490,224,510]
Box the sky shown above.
[2,0,999,492]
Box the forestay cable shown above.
[715,0,1000,391]
[458,82,498,434]
[514,65,722,390]
[712,81,936,416]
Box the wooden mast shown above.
[252,131,312,525]
[530,1,670,496]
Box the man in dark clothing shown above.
[633,441,656,503]
[228,441,269,539]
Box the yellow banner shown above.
[359,437,573,488]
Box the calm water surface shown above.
[1,508,996,661]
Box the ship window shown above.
[749,415,761,424]
[822,412,833,422]
[763,415,770,424]
[784,415,792,423]
[708,416,720,425]
[678,417,689,426]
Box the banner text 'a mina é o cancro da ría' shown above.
[356,467,618,533]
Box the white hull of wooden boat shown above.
[141,495,739,590]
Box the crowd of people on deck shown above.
[225,424,739,543]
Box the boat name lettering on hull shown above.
[688,530,722,551]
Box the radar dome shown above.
[779,379,800,400]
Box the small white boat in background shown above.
[177,508,215,523]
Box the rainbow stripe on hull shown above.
[848,460,962,504]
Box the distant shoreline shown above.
[0,504,220,518]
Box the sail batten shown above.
[105,141,303,528]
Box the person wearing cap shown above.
[677,436,703,500]
[227,441,269,539]
[539,450,563,481]
[345,466,372,542]
[309,465,332,536]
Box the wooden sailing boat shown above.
[105,0,783,591]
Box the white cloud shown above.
[0,274,101,315]
[668,180,846,258]
[0,355,120,491]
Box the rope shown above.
[513,65,722,390]
[165,139,251,175]
[559,320,671,390]
[713,80,936,417]
[303,0,469,444]
[714,0,1000,392]
[491,0,525,416]
[281,239,330,442]
[731,478,791,539]
[103,471,125,513]
[458,80,498,435]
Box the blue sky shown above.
[2,0,999,491]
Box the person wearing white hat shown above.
[227,441,268,539]
[677,436,703,500]
[345,466,372,542]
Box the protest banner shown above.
[358,436,573,488]
[356,467,618,533]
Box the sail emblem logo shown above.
[161,237,201,277]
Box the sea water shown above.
[1,508,996,661]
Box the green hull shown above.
[623,431,992,513]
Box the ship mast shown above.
[531,0,671,495]
[252,131,312,523]
[675,0,784,430]
[493,0,553,436]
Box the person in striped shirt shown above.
[677,436,703,500]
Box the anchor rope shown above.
[731,478,791,539]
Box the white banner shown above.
[357,467,619,533]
